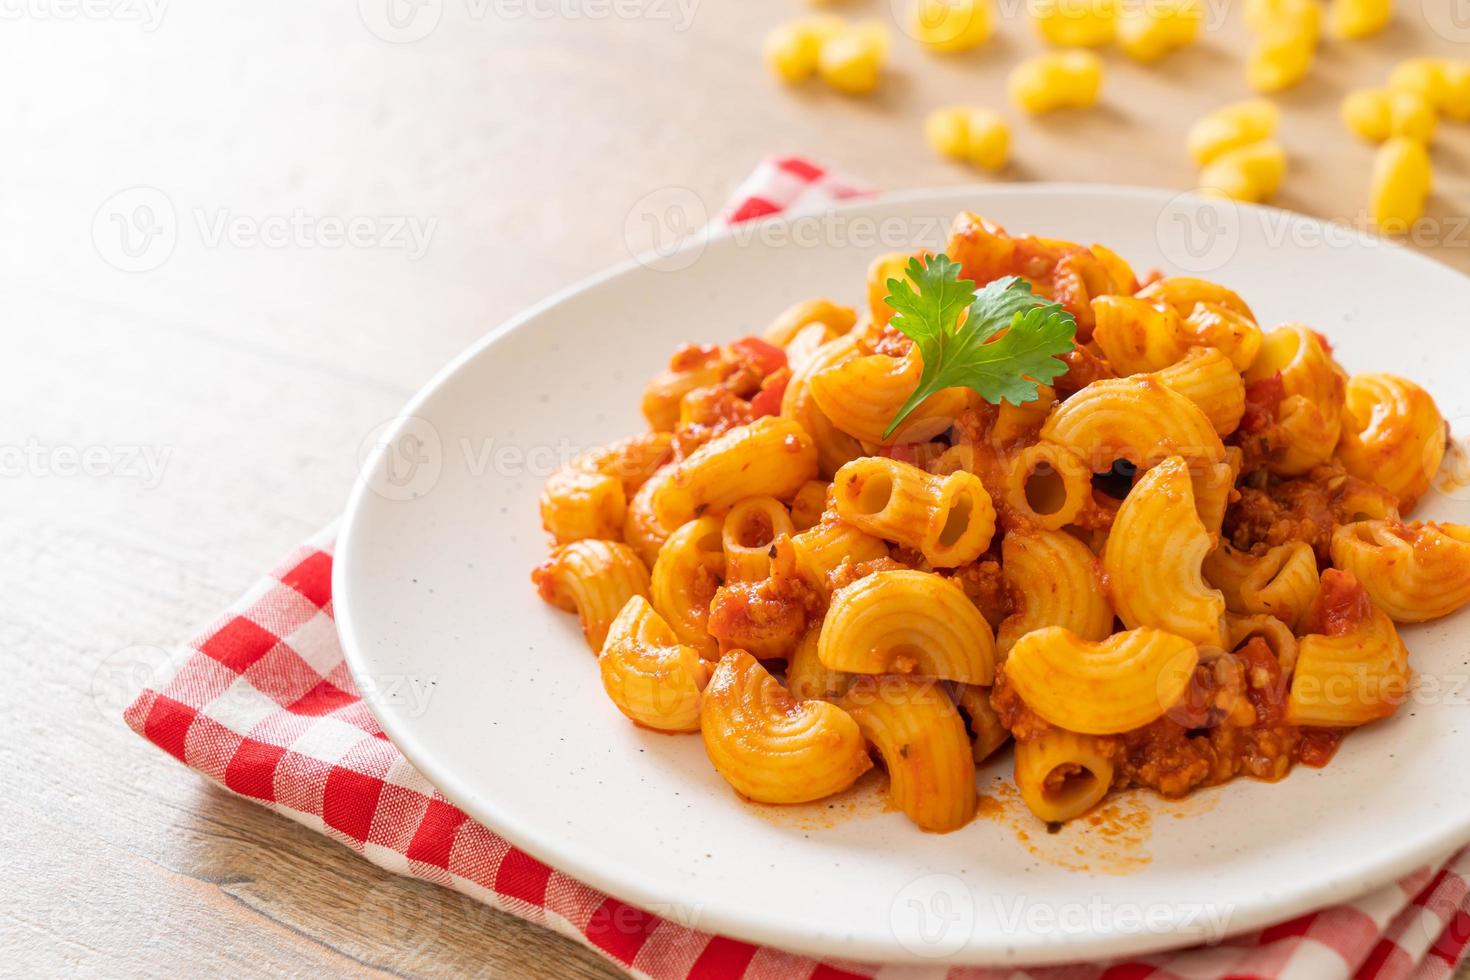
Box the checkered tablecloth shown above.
[127,158,1470,980]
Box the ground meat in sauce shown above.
[672,385,752,459]
[826,555,906,595]
[706,573,818,661]
[1052,344,1115,396]
[1224,464,1398,562]
[992,638,1344,801]
[945,559,1010,629]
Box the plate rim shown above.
[334,182,1470,966]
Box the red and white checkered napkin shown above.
[127,157,1470,980]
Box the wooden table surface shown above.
[4,0,1467,975]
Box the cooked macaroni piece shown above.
[1241,324,1348,475]
[1194,447,1244,538]
[1331,521,1470,623]
[1226,612,1300,676]
[841,676,977,832]
[762,298,857,348]
[996,529,1113,654]
[955,683,1011,763]
[1014,728,1116,823]
[1000,441,1094,530]
[788,518,891,596]
[701,650,872,803]
[721,496,795,583]
[599,597,710,732]
[1204,540,1320,629]
[1287,571,1411,727]
[533,539,651,652]
[1155,347,1247,437]
[1090,294,1191,375]
[788,480,830,531]
[832,456,996,567]
[810,346,969,445]
[623,466,678,567]
[1185,301,1263,372]
[785,627,852,702]
[1335,373,1446,509]
[1004,627,1200,734]
[1136,274,1254,321]
[651,416,817,531]
[650,516,725,659]
[539,432,674,544]
[1042,377,1225,474]
[532,210,1455,831]
[819,570,997,684]
[780,333,865,477]
[1105,456,1227,647]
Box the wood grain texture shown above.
[0,0,1466,975]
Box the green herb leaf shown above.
[882,254,1077,439]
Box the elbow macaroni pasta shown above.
[1331,521,1470,623]
[832,456,996,567]
[1204,540,1319,629]
[1105,456,1227,647]
[533,539,651,652]
[650,515,726,659]
[1041,376,1225,473]
[1287,572,1411,727]
[532,210,1453,832]
[539,432,673,544]
[841,675,977,832]
[652,417,818,530]
[1000,441,1094,530]
[701,650,873,803]
[780,333,866,477]
[1154,346,1246,437]
[721,496,795,583]
[1014,728,1116,823]
[1003,626,1200,735]
[599,597,710,732]
[810,346,969,445]
[997,529,1114,654]
[820,570,997,684]
[955,684,1011,763]
[1334,373,1446,510]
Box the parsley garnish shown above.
[882,254,1077,439]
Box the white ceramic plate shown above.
[335,185,1470,967]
